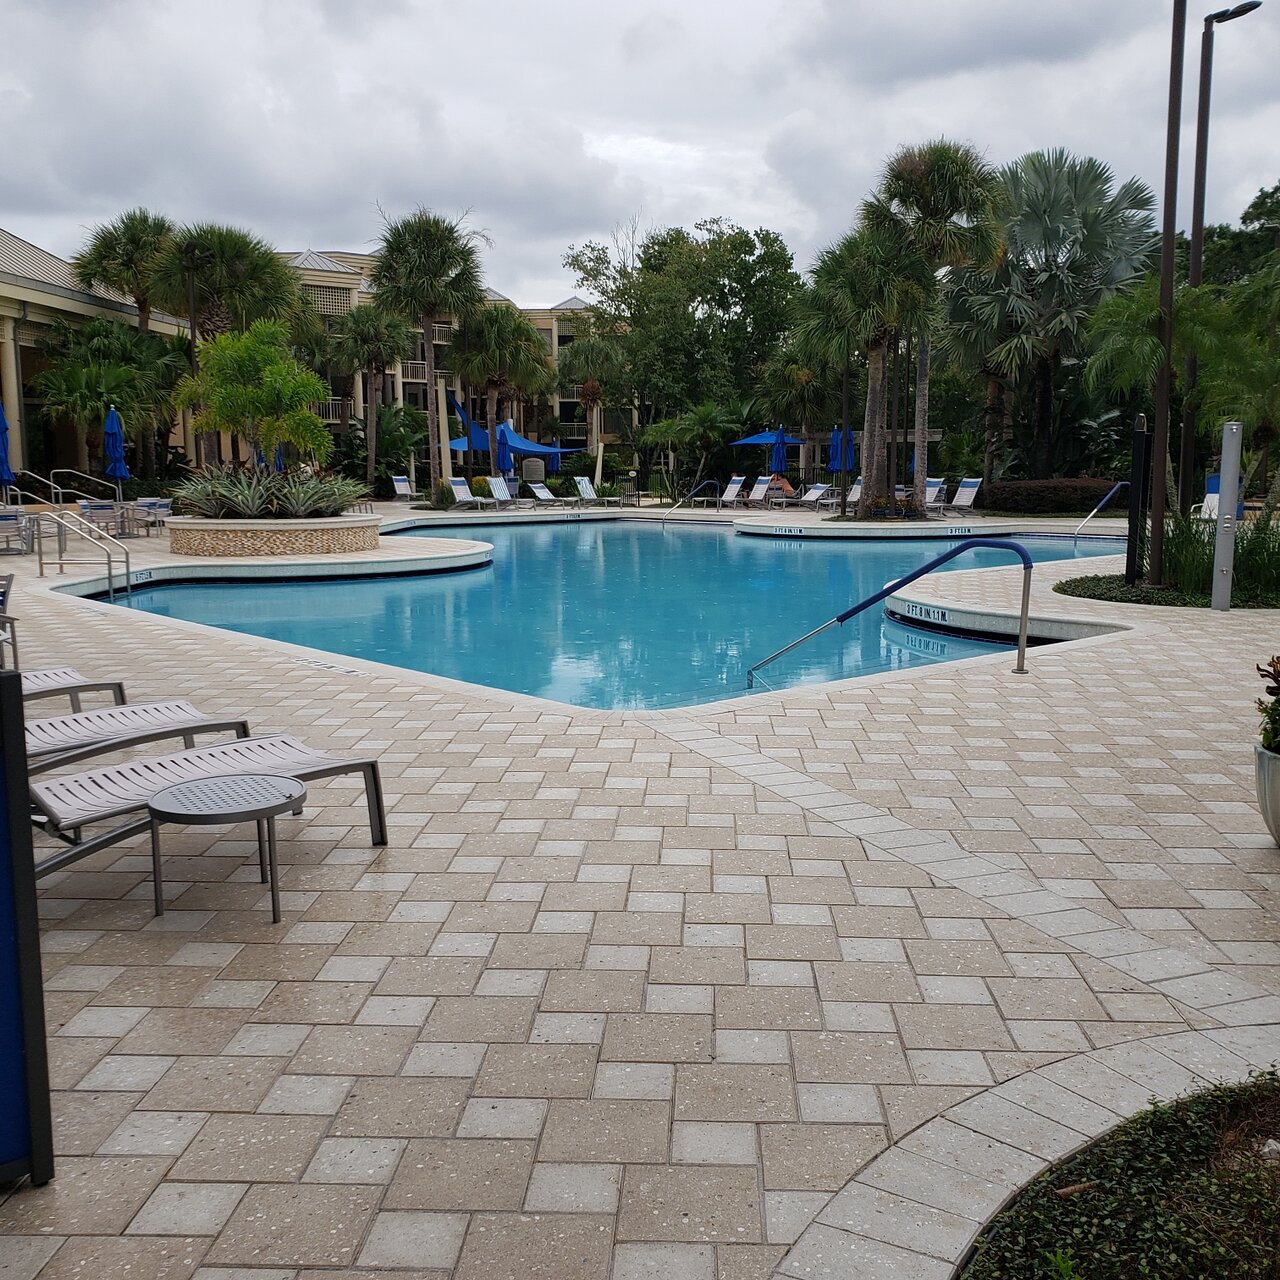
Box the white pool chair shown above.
[817,477,862,511]
[448,477,497,510]
[772,483,829,510]
[31,733,387,876]
[528,483,564,507]
[21,666,127,711]
[574,477,620,507]
[693,476,744,508]
[488,476,532,509]
[937,477,981,516]
[392,475,421,500]
[741,477,772,508]
[25,699,250,774]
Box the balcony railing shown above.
[400,361,428,382]
[431,324,454,343]
[317,399,346,423]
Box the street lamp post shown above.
[1180,1,1264,513]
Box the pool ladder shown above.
[34,510,133,602]
[745,537,1034,689]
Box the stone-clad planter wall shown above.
[166,515,381,557]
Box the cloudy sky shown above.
[4,0,1278,306]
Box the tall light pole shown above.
[1180,0,1264,513]
[1148,0,1188,585]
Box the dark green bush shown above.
[980,478,1119,513]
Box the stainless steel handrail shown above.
[746,537,1035,689]
[662,479,721,527]
[51,468,121,504]
[35,510,132,602]
[1073,481,1129,541]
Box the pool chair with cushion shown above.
[448,477,497,510]
[528,483,564,507]
[936,477,982,516]
[574,476,620,507]
[772,483,829,510]
[21,666,127,711]
[741,477,772,508]
[30,733,387,877]
[25,700,250,775]
[487,476,532,509]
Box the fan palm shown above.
[72,208,174,334]
[752,341,839,481]
[447,304,554,471]
[862,140,1000,507]
[557,333,625,452]
[372,210,487,492]
[327,304,418,485]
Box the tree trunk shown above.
[137,300,151,335]
[913,330,931,511]
[486,386,500,475]
[423,316,441,497]
[982,373,1003,487]
[839,360,851,519]
[366,364,382,488]
[859,340,886,517]
[1032,356,1055,479]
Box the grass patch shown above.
[961,1072,1280,1280]
[1054,573,1280,609]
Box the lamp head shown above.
[1209,1,1263,21]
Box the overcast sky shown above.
[3,0,1278,307]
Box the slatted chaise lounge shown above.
[20,666,127,711]
[30,734,387,877]
[25,700,250,774]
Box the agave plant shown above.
[276,475,369,517]
[171,467,369,518]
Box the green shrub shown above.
[1159,512,1280,598]
[470,476,492,498]
[434,481,456,509]
[980,478,1119,513]
[171,467,369,518]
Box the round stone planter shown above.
[165,514,381,557]
[1256,743,1280,848]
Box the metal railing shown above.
[746,537,1034,689]
[35,510,132,603]
[1073,481,1129,540]
[662,479,721,527]
[51,468,121,504]
[399,360,429,382]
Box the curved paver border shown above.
[774,1023,1279,1279]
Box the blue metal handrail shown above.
[745,537,1034,688]
[662,478,721,527]
[1073,481,1129,540]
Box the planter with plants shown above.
[166,469,377,557]
[1257,656,1280,847]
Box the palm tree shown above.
[557,333,624,453]
[863,141,1000,507]
[327,304,418,485]
[372,210,487,495]
[950,151,1156,478]
[752,341,839,481]
[72,208,174,334]
[150,223,301,338]
[447,304,554,471]
[643,402,739,490]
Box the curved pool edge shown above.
[733,516,1020,538]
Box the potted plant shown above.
[1257,657,1280,847]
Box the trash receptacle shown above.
[0,671,53,1186]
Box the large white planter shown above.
[1257,744,1280,848]
[166,514,381,557]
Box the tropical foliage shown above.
[172,467,368,518]
[72,208,175,333]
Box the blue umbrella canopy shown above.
[103,405,130,482]
[0,403,15,486]
[495,424,513,475]
[729,430,803,447]
[770,424,788,475]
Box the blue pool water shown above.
[122,523,1121,710]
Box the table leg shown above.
[149,818,165,915]
[266,816,281,923]
[255,818,269,882]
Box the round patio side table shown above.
[147,773,306,923]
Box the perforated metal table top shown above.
[147,773,306,825]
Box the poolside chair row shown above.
[18,664,387,894]
[445,475,620,510]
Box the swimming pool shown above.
[122,522,1121,710]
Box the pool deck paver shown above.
[0,508,1275,1280]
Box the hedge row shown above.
[978,478,1121,513]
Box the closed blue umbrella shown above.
[770,424,788,476]
[547,436,561,475]
[826,428,842,474]
[0,403,15,486]
[103,405,130,483]
[495,423,513,475]
[842,424,856,475]
[274,445,285,473]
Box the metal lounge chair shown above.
[692,475,744,508]
[573,476,619,507]
[392,475,421,501]
[21,666,127,712]
[527,483,564,507]
[25,699,250,774]
[817,477,863,511]
[741,477,772,508]
[30,733,387,876]
[131,498,172,534]
[488,476,532,509]
[937,477,981,516]
[448,477,497,510]
[0,510,32,554]
[772,483,829,510]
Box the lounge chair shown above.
[392,475,421,501]
[1191,473,1244,521]
[924,477,946,508]
[132,498,172,534]
[741,478,772,508]
[448,477,497,510]
[31,733,387,877]
[937,477,981,516]
[0,510,32,554]
[574,476,620,507]
[21,666,127,712]
[817,477,863,511]
[772,483,829,510]
[528,483,564,507]
[25,699,250,775]
[692,475,744,508]
[488,476,532,509]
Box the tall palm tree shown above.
[948,151,1156,478]
[372,210,487,494]
[863,141,1000,507]
[72,208,174,334]
[753,340,839,481]
[327,304,418,485]
[447,304,554,471]
[150,223,301,338]
[557,333,624,452]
